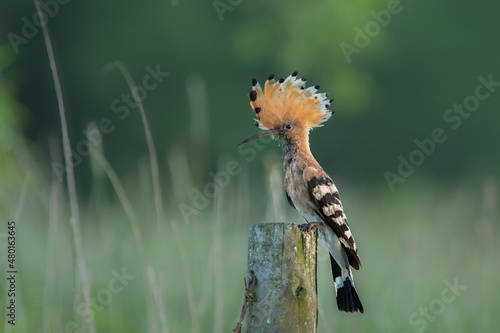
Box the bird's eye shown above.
[285,124,292,129]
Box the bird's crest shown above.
[248,72,333,131]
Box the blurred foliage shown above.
[0,0,499,331]
[1,0,498,191]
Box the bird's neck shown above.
[282,134,318,170]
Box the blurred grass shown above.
[0,141,498,332]
[1,0,499,331]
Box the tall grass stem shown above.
[35,0,95,331]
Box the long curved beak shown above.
[237,128,283,146]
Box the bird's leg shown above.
[299,222,325,235]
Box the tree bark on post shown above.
[246,222,318,333]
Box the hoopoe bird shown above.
[238,72,364,313]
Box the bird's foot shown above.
[299,222,325,235]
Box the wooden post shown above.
[246,223,318,333]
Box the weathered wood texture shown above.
[246,223,318,333]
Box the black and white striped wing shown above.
[304,166,362,270]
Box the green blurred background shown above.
[1,0,499,332]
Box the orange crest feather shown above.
[248,72,333,130]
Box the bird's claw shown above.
[299,222,325,235]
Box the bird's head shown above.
[238,72,334,147]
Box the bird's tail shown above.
[330,255,364,313]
